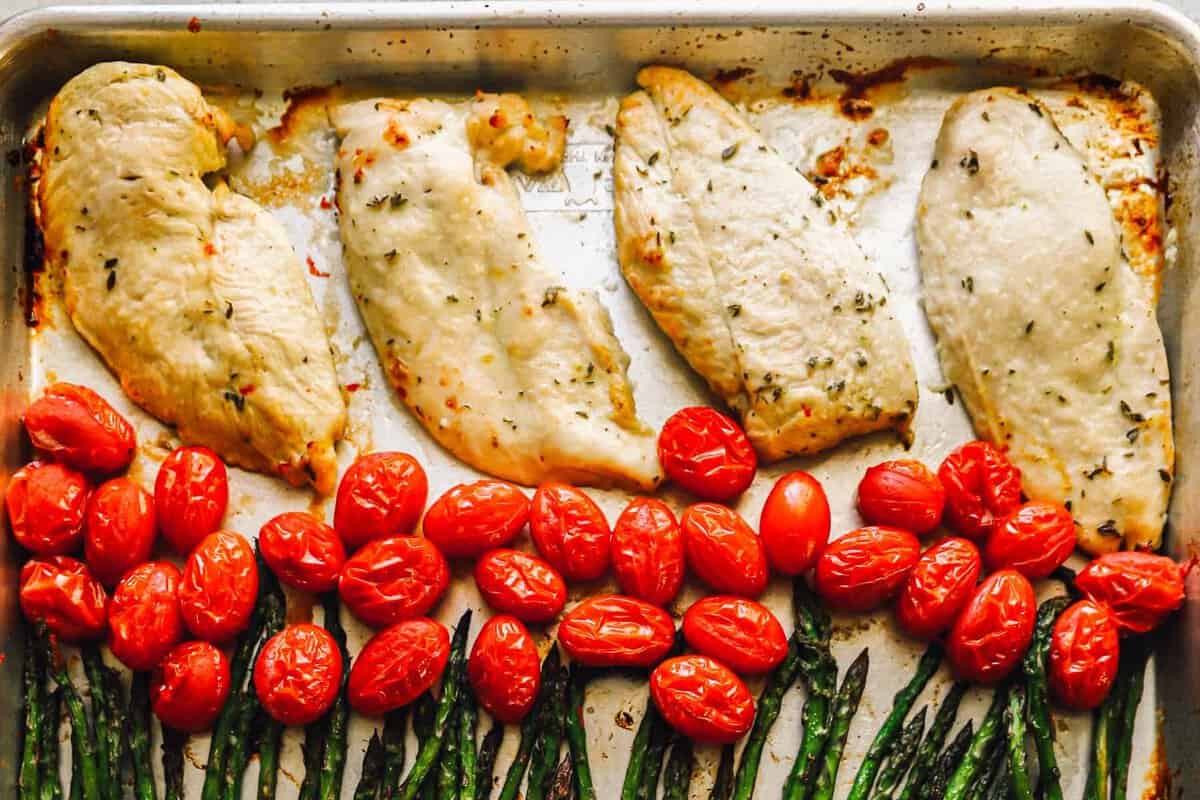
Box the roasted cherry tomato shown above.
[680,503,768,598]
[254,623,344,725]
[814,526,920,612]
[650,655,755,744]
[348,617,450,715]
[946,569,1036,684]
[108,561,184,671]
[23,383,135,475]
[1075,552,1188,634]
[758,471,830,576]
[150,641,230,732]
[474,549,566,623]
[155,446,228,556]
[895,537,982,640]
[658,407,757,502]
[611,498,685,606]
[682,596,788,675]
[259,511,346,593]
[178,531,259,643]
[937,441,1022,540]
[984,500,1076,579]
[6,461,90,556]
[558,594,676,668]
[340,536,449,628]
[857,460,945,535]
[467,615,541,723]
[334,452,428,551]
[422,480,529,559]
[1048,600,1120,710]
[84,477,157,587]
[529,483,611,582]
[19,555,108,641]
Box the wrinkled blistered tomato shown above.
[259,511,346,594]
[178,531,259,643]
[155,446,228,556]
[856,459,945,535]
[895,537,982,640]
[85,477,157,587]
[334,452,428,551]
[6,461,90,556]
[108,561,184,671]
[558,594,675,668]
[680,503,768,598]
[19,555,108,641]
[650,655,755,744]
[658,407,756,502]
[474,548,566,624]
[348,617,450,715]
[946,569,1035,684]
[23,383,135,475]
[340,536,449,628]
[814,527,920,612]
[984,500,1076,580]
[530,483,611,582]
[611,497,685,606]
[468,615,542,723]
[1075,551,1188,634]
[254,623,344,725]
[151,641,230,732]
[937,441,1022,540]
[682,595,788,675]
[422,480,528,559]
[1048,599,1120,711]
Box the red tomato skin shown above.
[650,655,755,744]
[6,461,90,556]
[758,471,831,576]
[334,452,428,551]
[422,480,529,559]
[658,407,757,502]
[857,460,945,535]
[259,512,346,593]
[19,555,109,641]
[682,596,788,675]
[680,503,769,598]
[23,383,136,475]
[529,483,611,582]
[84,477,157,587]
[985,501,1076,580]
[1048,600,1121,710]
[1075,552,1187,634]
[611,498,685,606]
[348,618,450,716]
[814,527,920,612]
[108,561,184,671]
[937,441,1022,540]
[474,549,566,623]
[155,446,228,556]
[340,537,449,628]
[895,537,982,640]
[467,615,541,723]
[946,569,1036,684]
[558,595,676,668]
[178,531,259,643]
[151,641,230,732]
[254,624,344,726]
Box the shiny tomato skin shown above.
[422,480,529,559]
[758,471,831,576]
[474,549,566,624]
[23,383,136,475]
[340,536,449,628]
[178,531,259,643]
[529,483,611,582]
[650,655,755,744]
[682,596,788,675]
[946,569,1036,684]
[6,461,90,556]
[467,615,541,723]
[938,441,1022,540]
[334,452,428,551]
[680,503,769,598]
[84,477,157,587]
[814,526,920,612]
[895,537,982,640]
[1075,552,1187,634]
[1049,600,1120,710]
[558,595,676,668]
[611,498,685,606]
[150,641,230,732]
[19,555,108,641]
[857,460,945,535]
[985,501,1076,579]
[658,407,757,502]
[154,446,228,556]
[259,512,346,593]
[108,561,184,671]
[254,624,344,726]
[348,617,450,715]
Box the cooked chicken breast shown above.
[330,94,660,490]
[615,66,918,461]
[917,88,1173,553]
[36,62,346,493]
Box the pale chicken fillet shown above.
[917,88,1173,553]
[35,62,347,493]
[330,94,660,490]
[615,67,918,461]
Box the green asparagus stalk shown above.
[733,635,804,800]
[411,693,437,800]
[793,579,833,643]
[547,755,574,800]
[565,666,597,800]
[1021,596,1071,800]
[897,683,967,800]
[1112,638,1150,800]
[435,699,462,800]
[80,646,115,800]
[381,708,409,800]
[872,706,926,799]
[162,728,186,800]
[1083,680,1122,800]
[811,648,870,800]
[256,709,284,800]
[46,633,102,800]
[129,671,157,800]
[1005,685,1033,800]
[298,711,329,800]
[499,646,560,800]
[40,688,62,800]
[70,740,81,800]
[528,665,568,800]
[318,594,352,800]
[783,581,837,800]
[637,709,670,800]
[921,721,973,800]
[709,745,735,800]
[621,694,658,800]
[459,669,479,800]
[663,737,694,800]
[973,737,1008,800]
[102,668,129,799]
[984,757,1011,800]
[944,686,1008,800]
[476,722,503,800]
[21,629,43,800]
[356,733,387,800]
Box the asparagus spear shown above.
[318,594,352,800]
[1112,638,1150,800]
[1021,596,1071,800]
[637,709,671,800]
[356,733,387,800]
[499,647,561,800]
[411,693,437,800]
[435,684,462,800]
[897,683,967,800]
[1083,680,1122,800]
[783,581,837,800]
[129,672,157,800]
[811,648,870,800]
[381,708,409,800]
[983,758,1011,800]
[459,668,479,800]
[871,706,926,799]
[80,647,115,800]
[298,710,330,800]
[102,668,129,799]
[46,633,102,800]
[547,755,574,800]
[709,745,735,800]
[40,687,62,800]
[475,722,503,800]
[528,664,568,800]
[1005,685,1034,800]
[921,721,973,800]
[662,737,694,800]
[564,666,597,800]
[793,579,833,644]
[944,686,1008,800]
[621,694,658,800]
[70,740,81,800]
[732,635,804,800]
[256,708,284,800]
[21,630,43,800]
[162,728,186,800]
[973,737,1008,800]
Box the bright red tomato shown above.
[348,618,450,715]
[758,471,830,576]
[1075,552,1188,634]
[151,641,230,732]
[254,623,344,725]
[1048,600,1120,710]
[682,596,787,675]
[334,452,428,551]
[422,480,529,559]
[23,383,135,475]
[946,569,1036,684]
[680,503,768,598]
[650,655,755,744]
[155,446,228,556]
[558,595,676,668]
[84,477,156,587]
[340,536,449,628]
[178,531,259,643]
[529,483,611,582]
[658,407,757,502]
[108,561,184,671]
[611,498,685,606]
[814,527,920,612]
[985,501,1076,579]
[19,555,108,641]
[474,549,566,623]
[937,441,1022,540]
[6,461,90,556]
[857,460,945,535]
[467,615,541,723]
[895,537,982,640]
[259,512,346,593]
